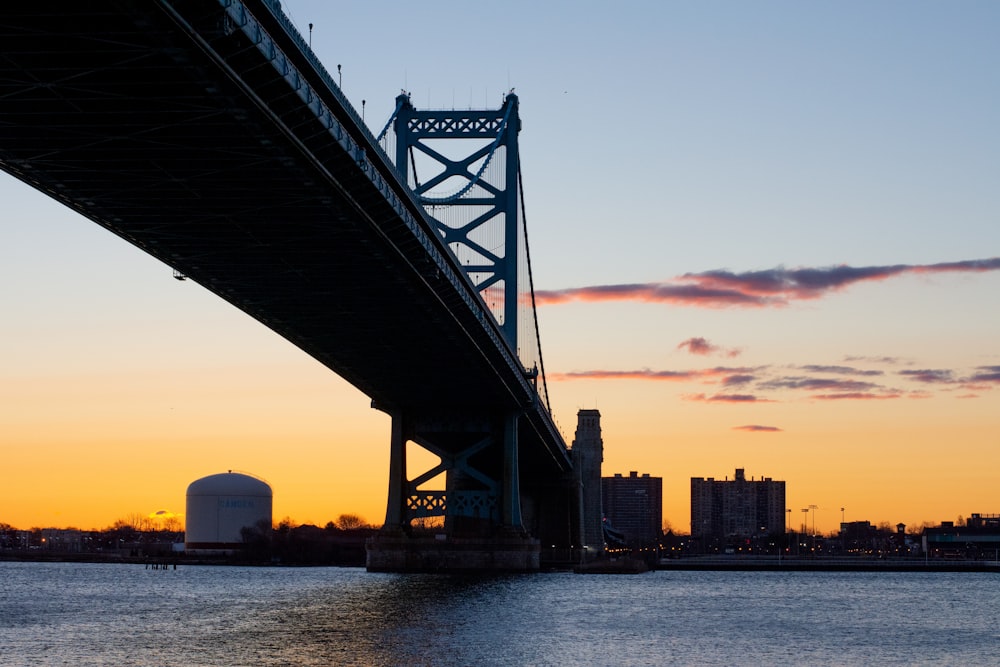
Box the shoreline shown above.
[4,551,1000,572]
[657,556,1000,572]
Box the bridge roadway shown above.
[0,1,571,491]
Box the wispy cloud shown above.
[799,364,884,377]
[678,337,741,358]
[759,377,883,393]
[811,392,903,401]
[678,337,715,355]
[733,424,783,432]
[534,282,773,307]
[551,358,992,403]
[684,393,774,403]
[899,369,956,384]
[549,369,703,382]
[549,367,752,382]
[535,258,1000,309]
[844,355,909,366]
[896,367,1000,390]
[968,366,1000,384]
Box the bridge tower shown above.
[381,91,535,362]
[366,93,567,571]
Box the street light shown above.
[801,508,809,554]
[785,509,791,555]
[840,507,847,551]
[809,505,818,554]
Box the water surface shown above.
[1,562,996,665]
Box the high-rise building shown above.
[602,471,662,545]
[572,409,604,552]
[690,468,785,538]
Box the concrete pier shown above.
[366,534,541,573]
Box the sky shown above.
[2,1,999,535]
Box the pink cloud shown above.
[549,367,752,382]
[534,257,1000,309]
[533,282,777,307]
[678,337,741,358]
[549,369,704,382]
[733,425,783,432]
[545,360,991,406]
[678,337,715,355]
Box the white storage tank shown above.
[185,471,272,554]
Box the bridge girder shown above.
[0,2,577,561]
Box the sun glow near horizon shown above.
[3,1,1000,537]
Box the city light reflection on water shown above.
[1,562,998,666]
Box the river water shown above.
[1,561,997,666]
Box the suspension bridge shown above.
[0,0,604,570]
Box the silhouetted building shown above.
[837,520,915,557]
[839,520,878,554]
[690,468,785,539]
[924,513,1000,559]
[39,529,83,552]
[572,409,604,553]
[602,471,662,546]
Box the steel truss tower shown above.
[389,91,522,349]
[368,93,553,568]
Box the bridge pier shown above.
[366,534,540,573]
[368,406,545,572]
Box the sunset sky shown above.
[3,1,998,535]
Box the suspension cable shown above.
[375,95,406,143]
[418,97,515,205]
[517,158,551,412]
[409,146,421,189]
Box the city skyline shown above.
[3,1,999,533]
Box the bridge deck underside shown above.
[0,1,568,472]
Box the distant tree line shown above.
[0,518,183,557]
[0,513,386,566]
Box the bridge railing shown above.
[222,0,550,415]
[254,0,375,154]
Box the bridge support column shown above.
[501,411,524,534]
[367,407,540,572]
[381,411,407,533]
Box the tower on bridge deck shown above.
[378,91,541,374]
[366,94,574,572]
